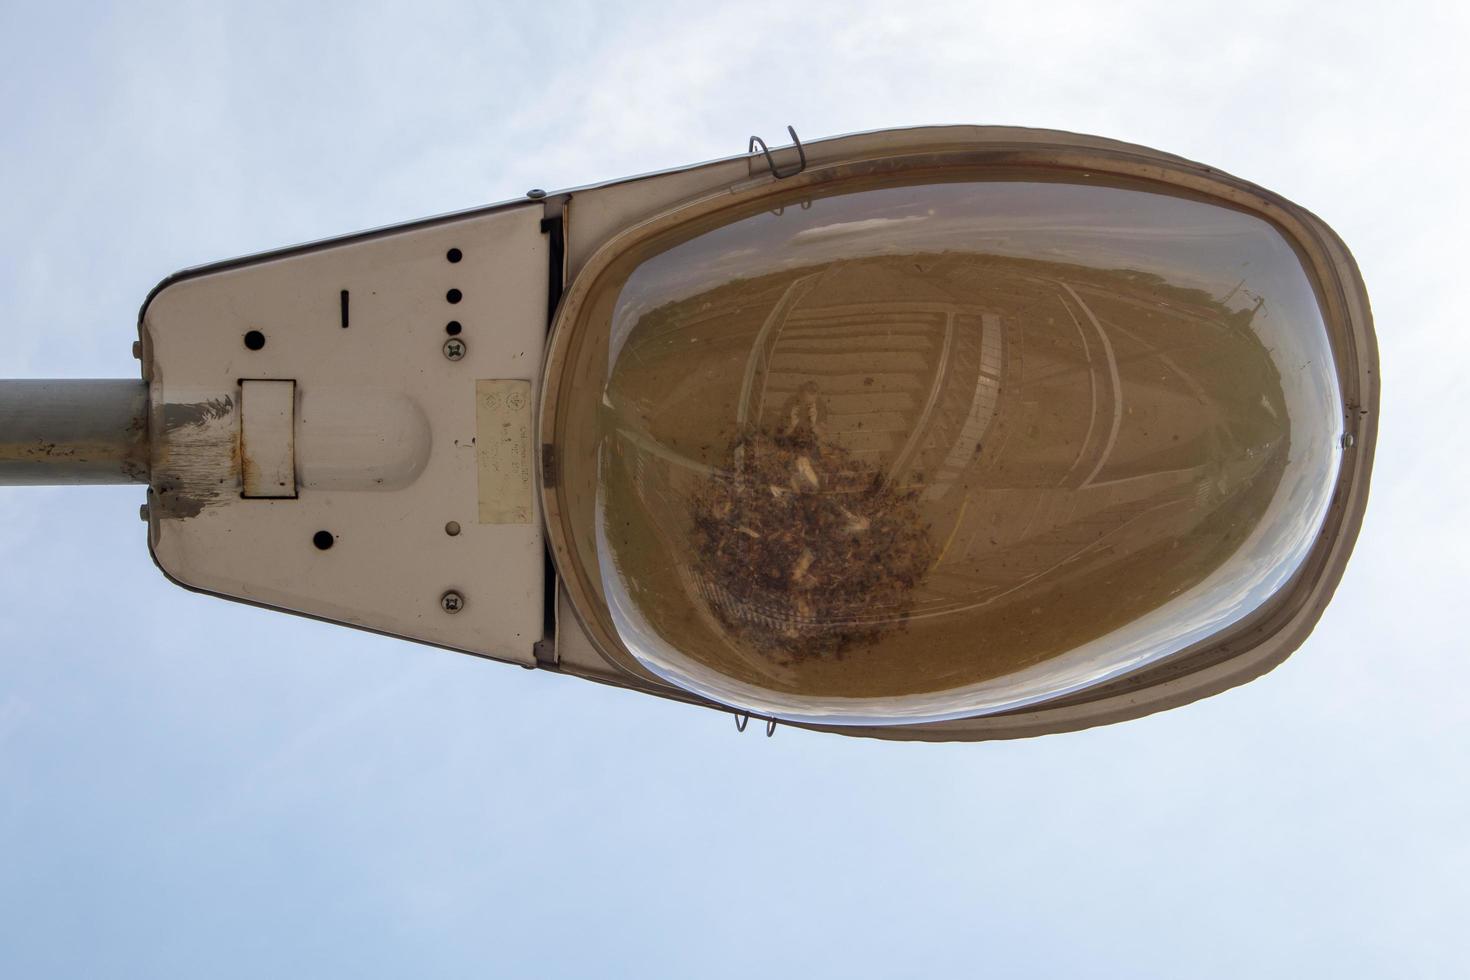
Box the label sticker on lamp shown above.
[476,380,533,524]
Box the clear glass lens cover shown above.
[552,175,1343,725]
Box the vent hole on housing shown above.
[313,530,335,550]
[244,330,266,351]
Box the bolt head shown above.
[440,590,465,614]
[443,338,467,361]
[526,188,547,200]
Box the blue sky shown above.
[1,1,1466,976]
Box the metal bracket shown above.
[748,126,807,179]
[768,199,812,218]
[733,712,778,737]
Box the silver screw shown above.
[138,503,149,522]
[131,340,142,359]
[443,338,467,361]
[444,520,461,537]
[440,590,465,614]
[1340,432,1356,449]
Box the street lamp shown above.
[0,126,1378,740]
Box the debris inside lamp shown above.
[690,388,935,662]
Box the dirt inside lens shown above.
[557,175,1343,722]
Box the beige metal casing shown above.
[142,204,549,665]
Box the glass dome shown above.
[546,172,1345,726]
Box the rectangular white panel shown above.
[240,379,296,498]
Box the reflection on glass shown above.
[555,177,1343,725]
